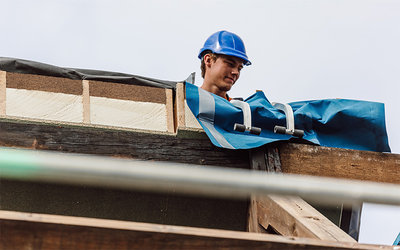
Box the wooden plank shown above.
[255,144,361,238]
[278,143,400,184]
[256,195,356,242]
[0,71,5,115]
[82,80,90,124]
[165,88,174,133]
[266,147,282,172]
[0,210,390,250]
[0,117,249,168]
[248,145,355,243]
[247,147,269,233]
[175,82,186,130]
[247,196,265,233]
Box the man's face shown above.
[205,54,244,92]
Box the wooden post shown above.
[82,80,90,124]
[247,144,356,242]
[165,88,174,133]
[0,71,6,116]
[174,82,186,132]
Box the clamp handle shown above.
[230,99,261,136]
[272,102,304,138]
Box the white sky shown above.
[1,0,399,246]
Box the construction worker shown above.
[198,30,251,100]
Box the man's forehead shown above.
[219,54,245,66]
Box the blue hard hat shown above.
[198,30,251,66]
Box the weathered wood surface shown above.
[174,81,202,129]
[0,210,390,250]
[278,143,400,184]
[0,117,250,230]
[256,195,355,242]
[165,88,174,133]
[2,117,399,177]
[82,80,90,124]
[174,82,186,130]
[0,117,249,168]
[247,145,353,243]
[247,195,266,233]
[0,71,6,115]
[0,117,250,231]
[247,146,277,233]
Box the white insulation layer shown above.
[6,88,83,123]
[90,96,167,131]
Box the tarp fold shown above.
[186,82,390,152]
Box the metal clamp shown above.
[230,99,261,135]
[272,102,304,138]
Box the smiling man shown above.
[198,31,251,100]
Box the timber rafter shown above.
[0,210,392,250]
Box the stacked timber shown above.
[0,66,399,249]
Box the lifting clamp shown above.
[229,99,304,138]
[230,99,261,135]
[272,102,304,138]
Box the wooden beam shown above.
[82,80,90,124]
[256,195,355,242]
[174,82,186,130]
[0,117,249,168]
[247,195,265,233]
[248,145,355,243]
[0,71,5,116]
[0,210,390,250]
[278,143,400,184]
[247,147,271,233]
[165,88,174,133]
[2,116,399,181]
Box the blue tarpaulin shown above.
[394,232,400,245]
[185,82,390,152]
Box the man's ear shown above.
[203,54,213,67]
